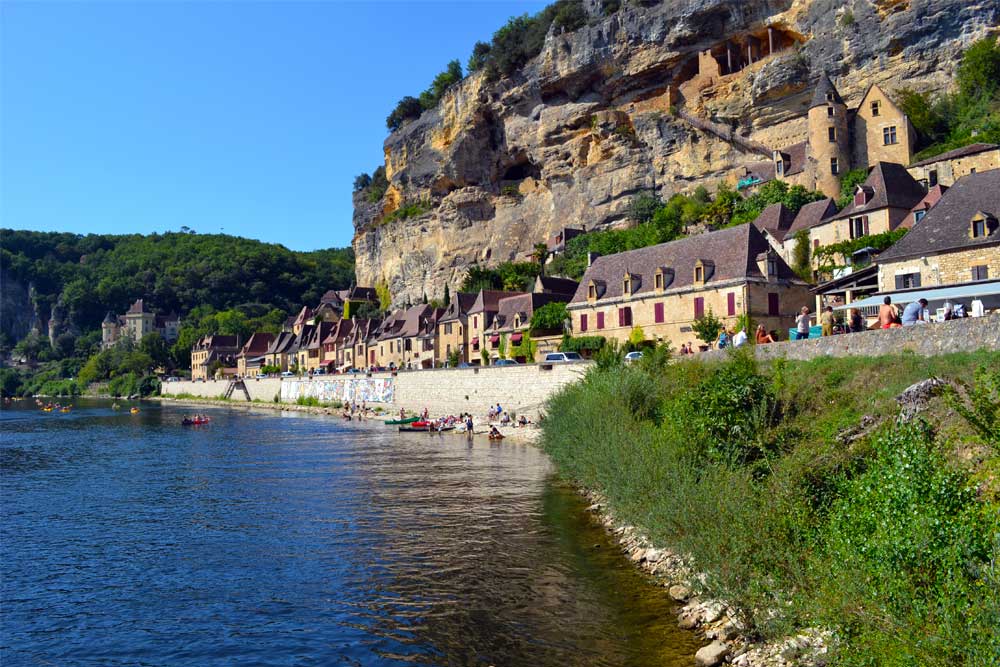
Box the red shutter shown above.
[694,297,705,319]
[580,314,588,332]
[617,308,624,327]
[768,293,779,316]
[654,302,664,323]
[624,307,633,326]
[727,292,736,316]
[862,215,870,236]
[597,312,605,329]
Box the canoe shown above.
[398,425,456,433]
[384,416,419,425]
[182,418,210,426]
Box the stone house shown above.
[236,332,275,378]
[906,143,1000,189]
[313,286,379,323]
[488,292,569,363]
[321,319,355,371]
[900,184,947,230]
[299,321,334,373]
[875,169,1000,294]
[190,335,239,381]
[372,305,433,370]
[413,309,444,369]
[533,275,579,299]
[101,299,180,349]
[804,162,926,273]
[568,224,812,350]
[774,198,840,274]
[467,290,524,365]
[435,292,478,365]
[348,318,380,371]
[261,331,297,373]
[773,76,916,198]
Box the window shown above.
[830,157,839,175]
[870,100,880,117]
[694,297,705,319]
[654,273,663,290]
[883,126,897,145]
[914,210,926,224]
[826,92,834,102]
[654,302,664,323]
[588,284,597,299]
[694,266,704,283]
[618,307,632,327]
[849,216,869,239]
[389,342,393,353]
[775,159,784,175]
[828,127,836,142]
[768,293,780,316]
[970,167,977,174]
[813,239,820,250]
[767,257,778,277]
[444,323,453,335]
[972,265,989,281]
[928,170,938,187]
[727,292,736,316]
[894,272,921,289]
[473,316,478,329]
[596,312,605,329]
[972,217,986,238]
[826,106,834,117]
[580,314,588,332]
[622,276,631,295]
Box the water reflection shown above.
[1,401,698,666]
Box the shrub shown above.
[530,302,568,332]
[593,338,624,371]
[628,192,663,225]
[560,335,605,353]
[386,96,423,131]
[691,308,724,346]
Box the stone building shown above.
[772,77,916,198]
[487,292,569,363]
[568,224,811,350]
[261,332,297,373]
[435,293,478,365]
[191,335,239,381]
[467,291,524,365]
[236,332,275,378]
[875,169,1000,294]
[906,143,1000,189]
[101,299,180,349]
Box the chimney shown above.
[588,252,601,267]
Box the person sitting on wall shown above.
[901,298,929,327]
[755,324,775,344]
[717,329,730,349]
[732,328,748,348]
[878,297,902,329]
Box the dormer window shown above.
[971,212,997,238]
[854,187,869,207]
[826,92,835,102]
[694,266,704,284]
[654,273,663,290]
[870,100,880,117]
[694,260,713,285]
[775,159,784,175]
[622,274,631,295]
[767,257,778,277]
[588,283,597,301]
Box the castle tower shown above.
[101,311,118,349]
[807,74,851,198]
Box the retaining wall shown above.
[699,312,1000,362]
[161,377,283,402]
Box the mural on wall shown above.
[280,377,395,404]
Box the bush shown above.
[386,96,423,131]
[691,308,724,346]
[628,192,663,225]
[559,335,606,353]
[530,302,568,332]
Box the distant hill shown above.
[0,229,355,348]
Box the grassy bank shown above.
[541,349,1000,666]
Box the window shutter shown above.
[625,308,633,326]
[597,312,605,329]
[694,297,705,319]
[727,293,736,316]
[768,293,779,316]
[654,302,664,323]
[862,216,870,236]
[895,275,904,290]
[913,273,921,287]
[580,314,588,332]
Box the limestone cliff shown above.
[353,0,998,304]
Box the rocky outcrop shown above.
[353,0,998,304]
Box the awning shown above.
[511,333,523,344]
[489,334,500,345]
[470,337,479,345]
[834,279,1000,310]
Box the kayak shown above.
[398,424,455,433]
[182,417,211,426]
[384,416,419,425]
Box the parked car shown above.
[280,371,294,377]
[493,359,519,366]
[624,351,643,364]
[544,352,584,363]
[166,376,181,382]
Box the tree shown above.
[692,309,724,346]
[467,41,491,73]
[532,242,549,276]
[419,60,464,111]
[139,332,171,369]
[443,284,451,307]
[447,349,461,367]
[375,280,392,311]
[957,36,1000,102]
[530,302,568,332]
[837,168,870,209]
[386,96,423,131]
[791,230,812,281]
[628,325,646,348]
[628,192,663,225]
[353,173,372,192]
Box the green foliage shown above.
[814,229,908,275]
[498,333,508,360]
[836,167,869,208]
[510,334,536,361]
[593,338,624,371]
[353,173,371,192]
[628,192,663,225]
[477,1,588,79]
[559,334,606,353]
[375,280,392,311]
[443,284,451,307]
[260,364,281,375]
[627,325,646,347]
[530,301,568,332]
[600,0,621,15]
[691,308,724,345]
[460,262,540,293]
[383,200,431,224]
[447,348,461,367]
[419,60,463,111]
[480,347,490,365]
[500,184,522,198]
[839,10,855,27]
[365,166,389,203]
[467,41,491,73]
[791,229,812,281]
[0,368,23,397]
[730,180,825,227]
[541,350,1000,662]
[386,95,423,131]
[945,364,1000,446]
[898,37,1000,162]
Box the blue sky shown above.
[1,0,546,251]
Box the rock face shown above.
[353,0,997,305]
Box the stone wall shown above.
[700,312,1000,362]
[878,246,1000,292]
[161,377,283,402]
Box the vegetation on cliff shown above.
[899,36,1000,162]
[542,350,1000,665]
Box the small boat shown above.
[60,407,72,413]
[130,407,140,414]
[384,416,419,425]
[182,417,210,426]
[399,424,455,433]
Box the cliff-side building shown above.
[191,335,240,381]
[101,299,180,349]
[907,143,1000,189]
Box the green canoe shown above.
[384,416,419,425]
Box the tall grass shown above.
[541,350,1000,664]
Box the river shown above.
[1,399,699,666]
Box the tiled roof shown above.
[570,224,804,304]
[785,198,840,237]
[752,203,796,243]
[194,335,239,351]
[877,169,1000,262]
[829,162,926,222]
[469,290,523,315]
[239,332,275,356]
[438,292,478,322]
[781,141,808,177]
[493,293,568,331]
[909,142,1000,168]
[322,319,354,346]
[535,275,579,297]
[127,299,149,315]
[103,311,116,324]
[900,185,948,229]
[810,73,843,109]
[264,332,297,355]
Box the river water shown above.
[1,400,699,666]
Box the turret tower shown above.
[807,74,851,198]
